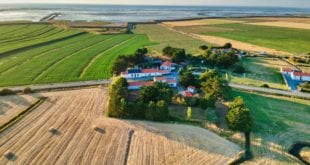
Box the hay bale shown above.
[4,151,15,160]
[93,125,105,134]
[48,127,58,134]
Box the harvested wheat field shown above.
[246,21,310,30]
[193,34,292,56]
[0,88,240,164]
[163,19,244,27]
[0,94,39,126]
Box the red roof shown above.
[128,81,154,87]
[281,68,293,72]
[184,91,193,97]
[167,79,176,83]
[293,71,310,77]
[188,86,196,89]
[161,61,173,67]
[154,76,167,81]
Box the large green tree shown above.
[139,82,173,104]
[107,77,129,118]
[226,96,253,159]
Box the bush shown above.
[200,94,216,109]
[199,45,208,50]
[23,87,33,94]
[206,109,219,123]
[233,64,245,74]
[0,88,14,96]
[184,97,200,107]
[260,84,269,88]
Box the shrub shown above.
[233,64,245,74]
[199,45,208,50]
[187,107,192,120]
[206,109,219,123]
[23,87,33,94]
[184,97,199,107]
[200,94,216,109]
[260,84,269,88]
[0,88,14,96]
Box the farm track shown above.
[31,35,118,81]
[0,34,95,75]
[79,35,137,78]
[0,88,240,164]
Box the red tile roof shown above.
[184,91,193,97]
[167,79,176,83]
[188,86,196,89]
[161,61,173,67]
[293,72,310,77]
[281,68,293,72]
[154,76,167,81]
[128,81,154,87]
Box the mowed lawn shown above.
[229,90,310,163]
[133,24,208,54]
[0,24,154,87]
[201,23,310,54]
[227,57,288,89]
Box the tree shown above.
[112,56,128,75]
[139,82,173,104]
[223,42,232,49]
[145,100,169,121]
[200,70,227,98]
[234,64,245,74]
[199,45,208,50]
[180,71,197,87]
[187,107,192,120]
[162,46,186,63]
[226,97,253,159]
[107,77,129,118]
[200,93,216,109]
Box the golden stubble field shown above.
[0,88,240,164]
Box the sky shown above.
[0,0,310,8]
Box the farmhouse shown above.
[280,68,294,74]
[121,68,170,79]
[290,71,310,81]
[154,76,177,87]
[160,61,176,71]
[187,86,197,94]
[128,81,154,90]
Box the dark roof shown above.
[128,69,141,74]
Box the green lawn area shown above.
[133,24,208,55]
[227,57,288,90]
[202,23,310,54]
[228,89,310,163]
[0,24,154,87]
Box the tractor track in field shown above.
[79,36,137,78]
[31,36,118,82]
[0,34,94,75]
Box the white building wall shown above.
[302,76,310,81]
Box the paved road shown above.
[1,79,310,99]
[229,83,310,99]
[0,79,111,92]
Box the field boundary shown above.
[79,35,137,78]
[0,97,46,133]
[32,36,118,81]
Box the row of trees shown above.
[107,78,173,121]
[112,48,148,75]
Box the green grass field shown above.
[227,57,288,89]
[133,24,208,54]
[0,24,154,87]
[201,23,310,54]
[229,90,310,163]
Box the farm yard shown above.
[228,89,310,164]
[165,17,310,55]
[227,57,291,90]
[133,24,208,54]
[0,88,241,164]
[0,23,154,87]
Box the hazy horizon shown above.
[0,0,309,8]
